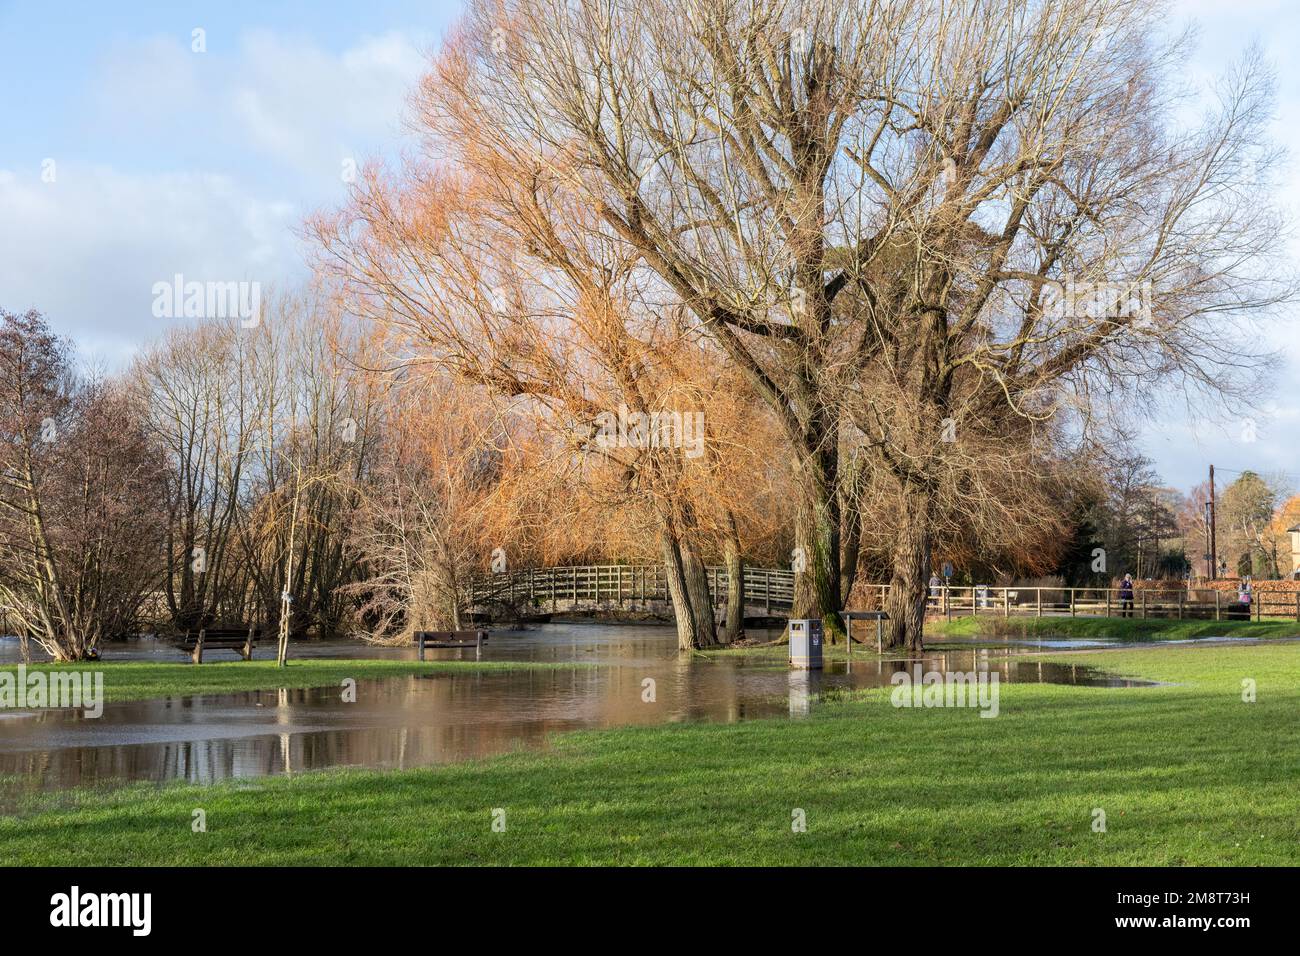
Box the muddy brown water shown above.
[0,623,1152,802]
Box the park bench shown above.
[840,610,890,653]
[414,630,489,660]
[173,626,260,664]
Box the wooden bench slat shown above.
[414,630,488,660]
[172,627,261,664]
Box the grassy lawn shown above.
[3,642,1297,865]
[0,658,586,704]
[930,614,1300,642]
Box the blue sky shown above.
[0,0,1297,493]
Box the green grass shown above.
[929,614,1300,642]
[0,658,586,704]
[3,642,1298,865]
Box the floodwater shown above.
[0,623,1149,802]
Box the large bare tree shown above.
[0,311,166,659]
[398,0,1293,648]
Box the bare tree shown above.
[0,311,166,659]
[401,0,1293,649]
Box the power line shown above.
[1211,466,1300,483]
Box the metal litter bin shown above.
[788,618,823,670]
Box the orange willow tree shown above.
[341,368,529,641]
[312,159,784,647]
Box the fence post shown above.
[1141,590,1147,619]
[1178,590,1183,620]
[1003,588,1008,619]
[765,570,771,614]
[1036,589,1042,618]
[1069,588,1075,618]
[1215,589,1221,622]
[1105,589,1111,618]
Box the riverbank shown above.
[0,658,587,704]
[4,641,1296,865]
[928,615,1300,641]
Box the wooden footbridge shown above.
[467,564,796,617]
[467,568,1300,623]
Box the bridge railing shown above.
[466,573,1300,622]
[467,564,795,612]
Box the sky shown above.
[1,0,1297,495]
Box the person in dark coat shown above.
[1118,573,1135,617]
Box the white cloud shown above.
[2,28,428,364]
[0,164,300,363]
[229,31,423,180]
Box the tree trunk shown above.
[722,533,745,643]
[659,526,718,650]
[790,449,844,640]
[840,495,864,613]
[884,483,933,651]
[681,543,718,646]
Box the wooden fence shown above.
[864,585,1300,622]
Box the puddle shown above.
[0,625,1151,803]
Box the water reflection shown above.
[0,624,1148,803]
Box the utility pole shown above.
[1209,464,1218,580]
[1203,500,1212,579]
